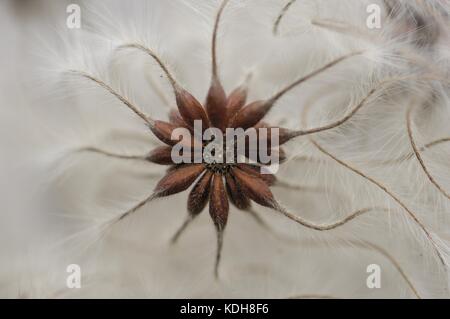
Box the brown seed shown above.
[205,78,228,131]
[168,109,202,145]
[278,128,297,145]
[175,88,210,129]
[254,121,269,129]
[232,167,276,208]
[245,145,287,165]
[188,171,213,216]
[146,146,174,165]
[154,164,205,197]
[254,126,295,147]
[225,173,251,210]
[237,164,276,186]
[226,85,248,123]
[149,120,179,146]
[209,173,229,231]
[229,100,271,130]
[168,109,189,128]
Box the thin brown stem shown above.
[273,205,389,231]
[249,204,421,298]
[170,216,195,244]
[383,0,395,17]
[294,75,446,268]
[287,85,378,139]
[87,193,158,245]
[276,179,332,193]
[211,0,231,81]
[407,106,450,201]
[311,140,446,266]
[67,70,152,124]
[268,51,363,106]
[287,76,428,142]
[117,43,179,92]
[285,238,420,298]
[105,129,159,146]
[144,71,173,108]
[290,155,325,164]
[357,240,421,298]
[214,229,224,279]
[292,137,450,166]
[426,138,450,149]
[78,146,148,161]
[116,192,158,223]
[273,0,297,36]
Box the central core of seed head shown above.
[205,162,234,174]
[203,138,237,175]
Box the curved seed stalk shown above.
[117,43,179,91]
[273,0,297,36]
[282,238,421,298]
[268,51,363,106]
[170,207,272,247]
[311,140,446,267]
[242,204,421,297]
[116,192,158,223]
[229,52,364,130]
[293,83,448,273]
[67,70,152,124]
[280,76,422,145]
[116,42,214,132]
[144,71,173,109]
[275,179,345,198]
[407,106,450,200]
[170,216,195,244]
[273,205,390,231]
[284,84,379,141]
[291,137,450,166]
[211,0,230,80]
[78,146,147,161]
[214,229,224,279]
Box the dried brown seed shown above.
[168,109,202,146]
[245,146,287,165]
[149,120,179,146]
[278,128,298,145]
[229,100,271,130]
[225,173,251,210]
[175,88,210,129]
[188,171,213,216]
[254,121,269,129]
[226,85,248,122]
[168,109,189,128]
[154,164,205,197]
[209,173,229,231]
[146,146,174,165]
[232,167,276,208]
[254,126,296,147]
[237,164,277,186]
[205,78,228,131]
